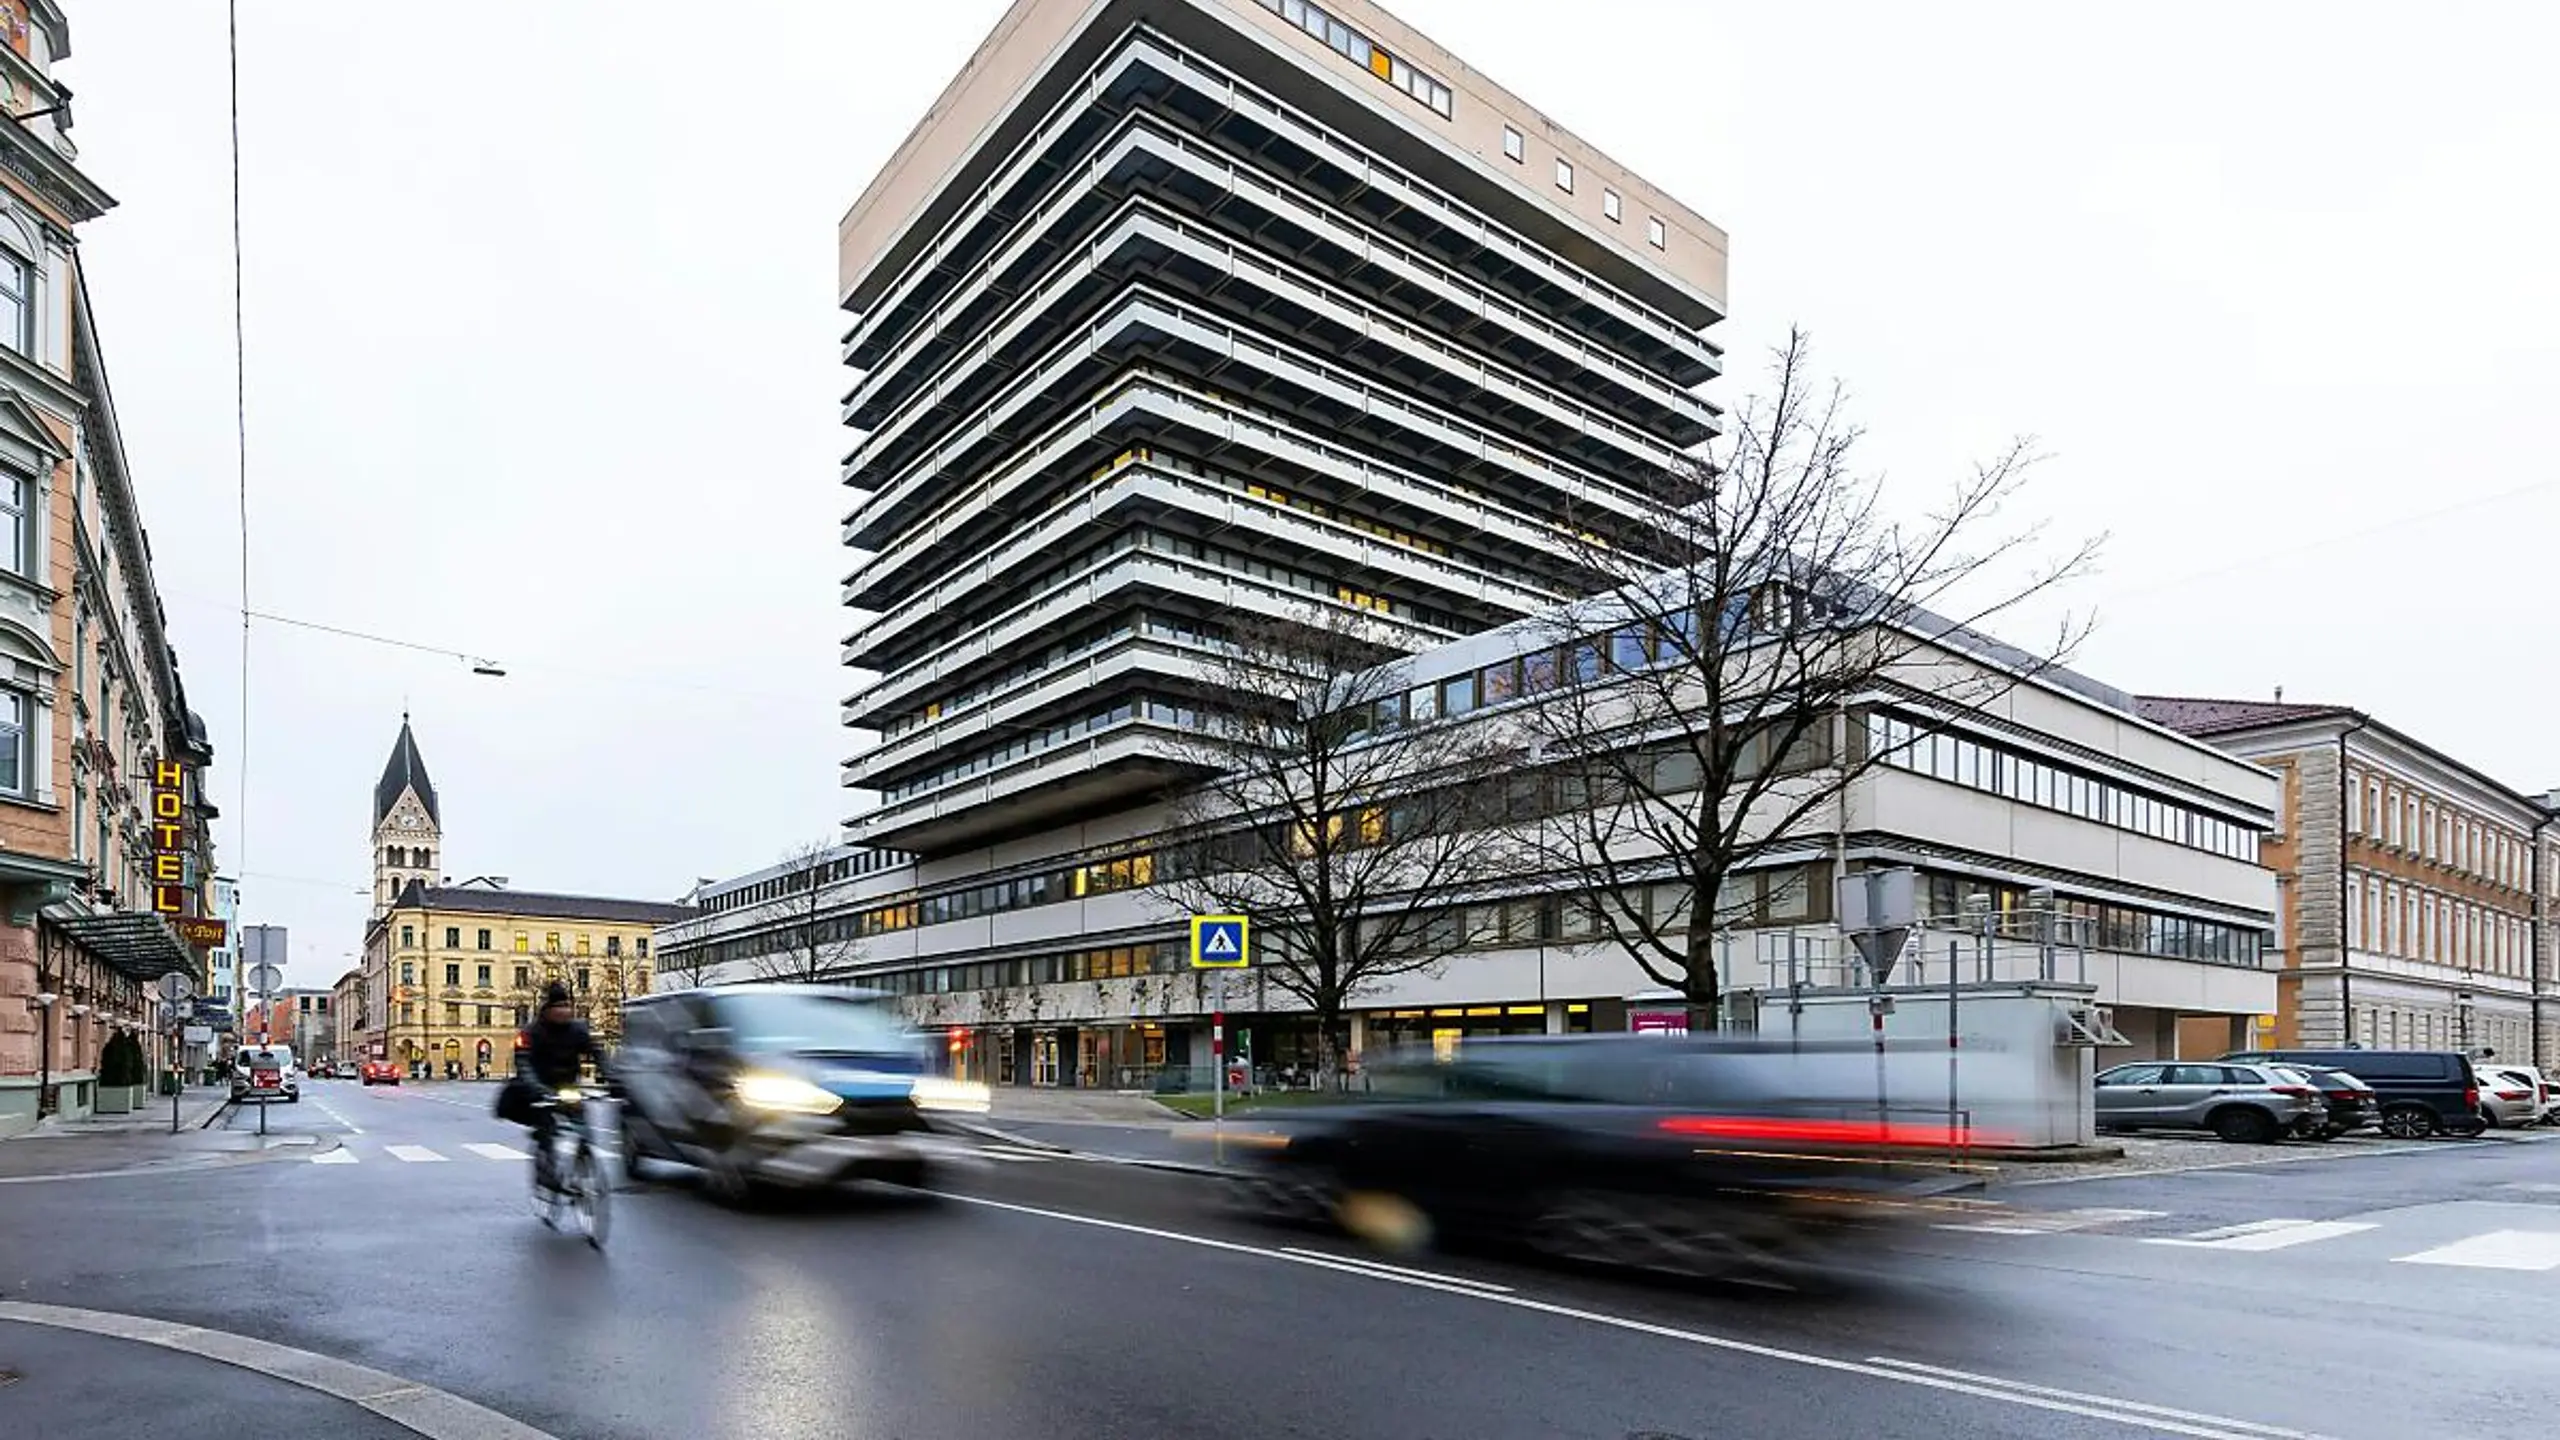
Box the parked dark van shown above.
[2218,1050,2481,1138]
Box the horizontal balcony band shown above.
[844,33,1716,385]
[841,552,1458,715]
[844,728,1196,857]
[847,636,1227,781]
[847,119,1715,433]
[845,368,1659,587]
[840,209,1697,498]
[844,465,1564,644]
[842,288,1680,547]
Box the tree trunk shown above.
[1685,926,1723,1034]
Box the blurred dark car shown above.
[614,985,987,1200]
[1224,1036,1989,1288]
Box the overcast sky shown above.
[62,2,2560,988]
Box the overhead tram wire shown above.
[228,0,252,886]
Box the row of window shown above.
[395,925,650,959]
[1871,711,2263,863]
[2345,874,2534,978]
[1911,872,2269,969]
[1259,0,1452,117]
[880,609,1224,741]
[845,860,2268,1005]
[2358,1005,2531,1060]
[698,847,911,914]
[382,845,434,870]
[1499,126,1669,249]
[2346,768,2536,893]
[392,962,650,997]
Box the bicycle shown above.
[530,1085,610,1250]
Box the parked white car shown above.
[2478,1064,2554,1126]
[2473,1067,2540,1128]
[230,1046,301,1104]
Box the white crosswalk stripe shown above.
[464,1143,525,1161]
[2144,1218,2378,1252]
[311,1149,358,1165]
[2393,1230,2560,1271]
[385,1145,447,1163]
[1936,1206,2165,1235]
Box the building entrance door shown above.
[1032,1032,1059,1088]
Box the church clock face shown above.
[399,815,421,830]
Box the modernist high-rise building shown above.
[835,0,1728,858]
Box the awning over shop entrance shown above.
[51,911,199,983]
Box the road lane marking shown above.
[2392,1229,2560,1271]
[0,1300,559,1439]
[940,1192,2334,1440]
[1278,1246,1512,1293]
[312,1150,359,1165]
[1861,1358,2329,1439]
[310,1098,364,1135]
[465,1144,524,1161]
[385,1145,447,1163]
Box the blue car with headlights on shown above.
[614,984,988,1200]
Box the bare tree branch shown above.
[747,841,863,984]
[1518,330,2104,1028]
[1150,605,1529,1079]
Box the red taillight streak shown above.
[2270,1085,2317,1098]
[1657,1115,2007,1148]
[2323,1091,2358,1101]
[2494,1090,2529,1101]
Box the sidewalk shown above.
[7,1084,231,1141]
[985,1087,1184,1126]
[0,1088,323,1183]
[0,1319,413,1439]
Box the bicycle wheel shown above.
[532,1145,563,1228]
[572,1142,610,1250]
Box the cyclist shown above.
[513,981,606,1191]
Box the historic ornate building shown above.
[355,719,689,1074]
[0,0,217,1134]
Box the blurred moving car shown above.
[1223,1036,1990,1289]
[614,984,988,1201]
[2474,1068,2541,1128]
[229,1045,300,1104]
[360,1059,401,1086]
[2286,1066,2380,1138]
[2220,1050,2482,1138]
[2093,1061,2320,1143]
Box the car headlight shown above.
[735,1071,842,1115]
[910,1076,992,1115]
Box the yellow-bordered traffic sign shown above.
[1190,914,1249,968]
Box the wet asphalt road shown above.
[2,1080,2556,1440]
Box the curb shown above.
[0,1301,558,1439]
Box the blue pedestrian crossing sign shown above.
[1190,914,1250,969]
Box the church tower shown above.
[371,714,443,919]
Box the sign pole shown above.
[1211,968,1225,1164]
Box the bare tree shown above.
[1152,606,1526,1082]
[748,841,860,984]
[1518,331,2102,1030]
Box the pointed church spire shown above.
[374,715,440,826]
